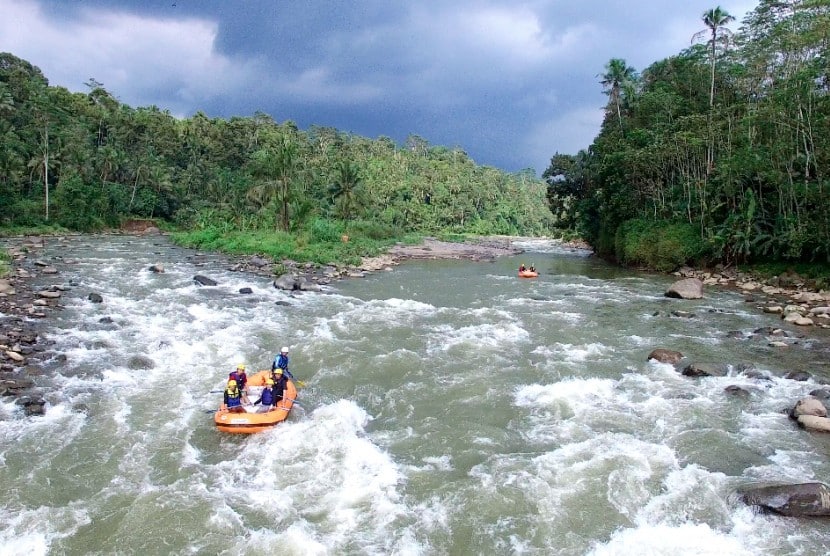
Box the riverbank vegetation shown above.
[0,249,10,278]
[544,1,830,280]
[0,52,553,266]
[4,1,830,281]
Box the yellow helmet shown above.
[274,369,283,376]
[266,378,275,385]
[227,380,237,388]
[237,363,245,370]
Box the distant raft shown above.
[214,370,297,434]
[518,270,538,278]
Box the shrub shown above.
[307,218,344,243]
[616,219,709,271]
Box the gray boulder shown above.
[193,275,218,286]
[665,278,703,299]
[741,482,830,516]
[274,275,299,291]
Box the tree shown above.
[693,6,735,108]
[328,159,363,220]
[249,135,299,231]
[600,58,637,133]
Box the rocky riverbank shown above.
[672,265,830,330]
[0,236,55,416]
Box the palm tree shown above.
[249,137,298,231]
[600,58,637,133]
[693,6,735,108]
[329,160,362,220]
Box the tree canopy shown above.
[544,0,830,269]
[0,51,554,241]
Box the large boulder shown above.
[665,278,703,299]
[797,415,830,433]
[741,482,830,516]
[274,274,299,291]
[297,277,321,292]
[647,348,683,364]
[790,396,827,419]
[248,256,269,268]
[193,275,218,286]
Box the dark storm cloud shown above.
[2,0,756,173]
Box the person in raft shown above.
[529,264,536,273]
[519,263,527,272]
[223,379,249,412]
[271,347,293,379]
[271,368,288,405]
[228,363,248,392]
[254,378,276,412]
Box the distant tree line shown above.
[544,1,830,270]
[0,52,554,238]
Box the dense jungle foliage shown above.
[545,1,830,271]
[0,51,554,263]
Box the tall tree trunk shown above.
[44,125,49,221]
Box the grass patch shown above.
[436,232,469,243]
[0,249,10,278]
[0,224,71,237]
[170,226,403,267]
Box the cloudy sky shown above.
[1,0,755,173]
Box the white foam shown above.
[588,522,752,556]
[428,321,529,353]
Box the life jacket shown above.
[260,387,275,406]
[272,374,287,397]
[225,386,242,407]
[274,354,289,370]
[229,371,247,388]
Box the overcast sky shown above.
[1,0,756,174]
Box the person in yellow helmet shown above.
[228,363,248,393]
[223,379,249,412]
[254,378,277,412]
[271,368,288,405]
[519,262,527,272]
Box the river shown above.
[1,234,829,555]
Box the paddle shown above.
[209,381,305,394]
[206,398,303,413]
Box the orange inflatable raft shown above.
[518,270,538,278]
[214,370,298,434]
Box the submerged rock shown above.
[681,363,727,377]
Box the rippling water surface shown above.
[1,235,829,555]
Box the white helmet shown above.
[280,347,289,353]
